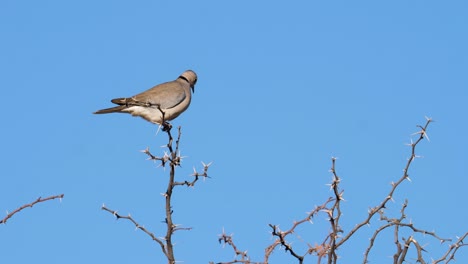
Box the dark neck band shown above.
[179,75,189,83]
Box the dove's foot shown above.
[161,122,172,132]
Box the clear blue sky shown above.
[1,1,467,263]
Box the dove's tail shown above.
[93,105,127,114]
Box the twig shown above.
[174,161,212,187]
[216,232,251,263]
[336,118,433,248]
[264,197,334,263]
[433,232,468,263]
[101,204,168,257]
[326,157,345,263]
[0,194,64,224]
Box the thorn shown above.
[202,161,213,167]
[140,147,150,153]
[405,138,414,146]
[423,131,430,142]
[155,124,161,136]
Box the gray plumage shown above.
[94,70,197,124]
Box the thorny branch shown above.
[265,197,334,264]
[434,232,468,263]
[102,121,211,264]
[101,205,168,256]
[336,117,433,249]
[1,194,64,224]
[212,231,252,264]
[215,117,467,263]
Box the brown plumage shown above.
[94,70,197,124]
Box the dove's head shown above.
[180,70,197,92]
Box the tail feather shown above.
[93,105,127,114]
[111,98,128,105]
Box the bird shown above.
[94,70,197,125]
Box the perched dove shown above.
[94,70,197,125]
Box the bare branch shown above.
[1,194,64,224]
[264,197,334,263]
[101,204,168,257]
[215,232,252,264]
[174,161,212,187]
[433,232,468,263]
[213,118,466,263]
[336,118,433,248]
[105,122,210,264]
